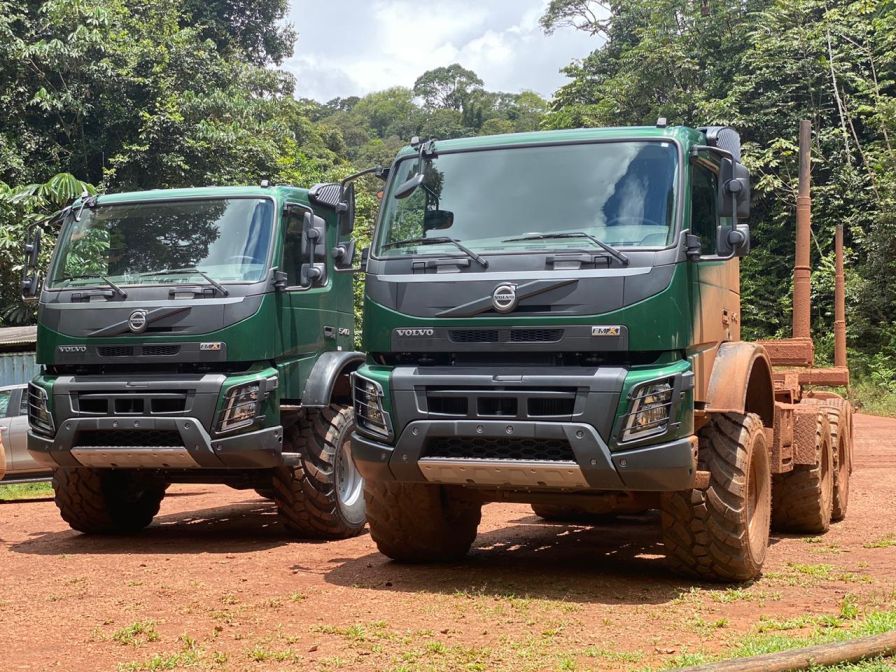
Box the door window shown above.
[690,164,719,255]
[283,207,306,287]
[0,391,9,416]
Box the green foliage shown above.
[545,0,896,375]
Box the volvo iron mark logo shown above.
[127,309,148,334]
[491,283,518,313]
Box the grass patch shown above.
[112,621,160,646]
[851,381,896,418]
[863,534,896,549]
[642,607,896,671]
[117,634,209,671]
[0,481,52,500]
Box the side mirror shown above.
[361,247,370,267]
[333,239,356,270]
[394,173,424,200]
[24,229,41,268]
[718,223,751,259]
[300,211,328,286]
[719,158,751,220]
[423,209,454,232]
[21,272,42,302]
[336,182,356,236]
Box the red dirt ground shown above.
[1,414,894,671]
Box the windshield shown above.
[49,198,274,288]
[375,141,678,257]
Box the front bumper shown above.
[352,419,698,492]
[29,416,283,470]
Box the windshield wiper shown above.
[58,273,128,298]
[139,267,229,296]
[501,232,630,266]
[382,236,489,269]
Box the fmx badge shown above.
[592,325,622,337]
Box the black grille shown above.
[528,396,576,416]
[424,437,575,462]
[428,396,468,415]
[98,346,135,357]
[449,329,499,343]
[510,329,563,342]
[143,345,180,356]
[73,429,182,447]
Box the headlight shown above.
[28,383,55,436]
[217,382,261,433]
[622,379,673,441]
[353,375,392,439]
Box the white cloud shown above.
[282,0,600,101]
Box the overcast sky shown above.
[283,0,600,102]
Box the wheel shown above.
[272,405,366,539]
[255,488,276,500]
[53,468,166,534]
[660,412,771,582]
[801,397,852,521]
[365,481,481,562]
[771,410,834,533]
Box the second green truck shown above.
[24,183,367,538]
[351,124,854,581]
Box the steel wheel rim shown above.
[334,436,363,520]
[747,442,770,559]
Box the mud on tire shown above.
[365,481,481,562]
[53,468,166,534]
[660,412,771,582]
[801,396,852,521]
[272,405,366,539]
[771,410,834,533]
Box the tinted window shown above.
[50,198,274,288]
[282,208,306,287]
[0,391,9,416]
[376,141,678,256]
[690,164,718,255]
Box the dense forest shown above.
[1,0,894,394]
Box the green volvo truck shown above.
[351,125,853,581]
[22,183,368,538]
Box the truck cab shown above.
[352,126,791,580]
[25,184,367,537]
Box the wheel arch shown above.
[705,341,775,428]
[301,351,366,408]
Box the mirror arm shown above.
[691,144,735,161]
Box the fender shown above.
[301,350,366,408]
[705,341,775,427]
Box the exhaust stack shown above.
[793,119,812,341]
[834,223,847,368]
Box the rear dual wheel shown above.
[772,410,835,533]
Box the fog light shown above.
[353,375,392,438]
[622,380,673,441]
[28,383,55,437]
[218,382,261,433]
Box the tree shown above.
[540,0,611,37]
[183,0,296,65]
[413,64,484,112]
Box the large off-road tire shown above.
[660,412,771,582]
[271,405,366,539]
[53,468,166,534]
[365,481,481,562]
[802,397,852,521]
[771,410,834,533]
